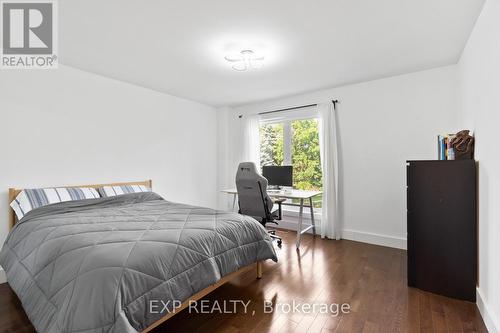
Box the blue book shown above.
[438,135,444,160]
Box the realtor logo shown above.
[1,0,57,69]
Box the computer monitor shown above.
[262,165,293,188]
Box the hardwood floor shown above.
[0,230,487,333]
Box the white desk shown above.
[221,188,322,248]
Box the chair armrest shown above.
[272,198,285,220]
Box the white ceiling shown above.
[59,0,484,107]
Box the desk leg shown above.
[232,194,237,212]
[296,198,304,248]
[309,197,316,235]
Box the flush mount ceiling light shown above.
[224,49,264,71]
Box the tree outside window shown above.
[260,123,283,167]
[259,118,322,208]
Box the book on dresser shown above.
[406,159,477,302]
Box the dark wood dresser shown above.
[406,160,477,301]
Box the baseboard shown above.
[0,268,6,284]
[342,229,407,249]
[273,219,407,250]
[477,287,500,333]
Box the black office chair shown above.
[235,162,283,247]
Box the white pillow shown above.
[10,187,100,221]
[98,185,151,198]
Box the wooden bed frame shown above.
[6,179,264,332]
[143,262,262,333]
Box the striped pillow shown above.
[10,187,100,221]
[98,185,151,198]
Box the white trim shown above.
[283,121,292,165]
[342,229,407,249]
[273,220,407,250]
[477,287,500,333]
[0,267,6,284]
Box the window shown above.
[259,122,283,167]
[259,114,322,208]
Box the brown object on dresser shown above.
[450,130,475,160]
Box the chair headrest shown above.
[237,162,258,174]
[236,162,265,183]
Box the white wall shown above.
[0,65,218,271]
[216,107,233,210]
[218,66,459,249]
[458,0,500,331]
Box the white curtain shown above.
[240,114,261,169]
[317,102,340,240]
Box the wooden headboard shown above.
[8,180,152,230]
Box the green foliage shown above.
[291,119,322,191]
[260,123,283,166]
[260,119,323,208]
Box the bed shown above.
[0,180,277,333]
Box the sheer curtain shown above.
[317,102,341,240]
[240,114,261,169]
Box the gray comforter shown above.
[0,192,277,333]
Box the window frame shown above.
[259,106,320,166]
[259,106,322,215]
